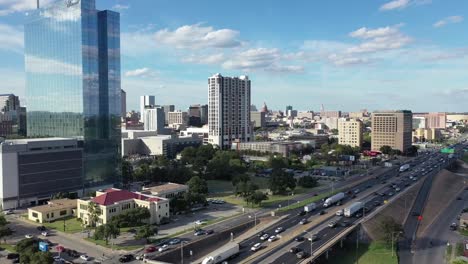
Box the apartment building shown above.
[338,118,363,148]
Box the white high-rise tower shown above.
[140,95,155,123]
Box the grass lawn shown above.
[327,242,398,264]
[0,243,16,253]
[85,238,142,251]
[277,189,342,212]
[38,216,84,234]
[207,180,233,194]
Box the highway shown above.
[150,163,395,261]
[238,150,454,264]
[399,141,468,264]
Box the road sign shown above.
[39,241,48,252]
[417,215,423,221]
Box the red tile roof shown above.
[92,189,160,206]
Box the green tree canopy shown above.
[187,176,209,195]
[269,169,296,195]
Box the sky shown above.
[0,0,467,112]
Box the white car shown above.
[158,244,169,252]
[195,220,206,225]
[41,231,49,236]
[25,234,33,239]
[275,227,284,233]
[251,243,262,251]
[268,235,278,242]
[260,234,269,241]
[4,209,13,215]
[336,209,343,216]
[80,255,91,261]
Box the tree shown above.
[234,181,259,198]
[380,145,393,155]
[87,201,100,227]
[269,169,296,195]
[111,207,151,228]
[267,156,289,170]
[121,159,133,185]
[135,224,155,243]
[377,216,403,245]
[330,128,339,135]
[15,238,53,264]
[94,223,120,245]
[187,176,208,195]
[0,226,13,243]
[134,163,151,182]
[231,174,250,186]
[246,191,268,206]
[29,252,54,264]
[184,192,207,206]
[297,176,318,188]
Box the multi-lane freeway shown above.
[232,149,458,264]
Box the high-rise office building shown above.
[144,107,165,133]
[0,94,19,112]
[121,89,126,119]
[413,112,446,129]
[188,104,208,126]
[371,110,412,153]
[140,95,156,123]
[321,110,342,118]
[0,94,20,137]
[168,111,188,126]
[162,105,175,125]
[24,0,121,188]
[208,73,251,148]
[338,118,363,148]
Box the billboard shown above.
[39,241,49,252]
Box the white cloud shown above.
[182,53,225,65]
[379,0,430,11]
[124,68,158,78]
[433,16,463,28]
[121,30,157,56]
[25,55,82,75]
[346,24,411,54]
[0,0,53,16]
[155,23,241,49]
[112,4,130,11]
[0,23,23,53]
[221,48,303,73]
[380,0,410,11]
[328,54,370,66]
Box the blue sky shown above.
[1,0,467,112]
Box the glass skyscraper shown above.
[24,0,121,188]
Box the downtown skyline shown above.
[0,0,467,112]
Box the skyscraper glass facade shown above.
[24,0,121,188]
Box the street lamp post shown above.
[181,241,188,264]
[304,230,316,257]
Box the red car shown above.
[145,246,157,253]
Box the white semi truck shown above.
[304,202,317,212]
[344,202,363,217]
[201,243,240,264]
[323,192,345,207]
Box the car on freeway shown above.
[328,221,337,228]
[355,212,362,218]
[388,192,394,196]
[298,211,306,216]
[206,229,214,235]
[373,201,381,206]
[319,210,327,215]
[289,247,301,253]
[41,231,49,236]
[80,255,91,261]
[194,230,206,236]
[296,251,308,259]
[295,236,305,242]
[195,220,206,225]
[299,219,307,225]
[336,209,344,216]
[395,188,401,192]
[37,226,46,231]
[251,243,262,252]
[275,227,284,233]
[340,221,350,227]
[145,246,157,253]
[260,233,270,241]
[169,239,181,245]
[4,209,14,215]
[25,234,33,239]
[450,223,458,231]
[119,254,134,263]
[268,235,278,242]
[308,234,319,241]
[158,244,169,252]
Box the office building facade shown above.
[121,89,126,119]
[208,74,252,148]
[144,107,165,133]
[338,118,363,148]
[251,111,266,128]
[162,105,175,125]
[413,112,446,129]
[371,110,413,153]
[24,0,121,188]
[0,138,83,209]
[140,95,155,123]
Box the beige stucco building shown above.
[338,118,363,148]
[142,183,189,199]
[77,188,169,226]
[371,110,413,153]
[28,199,77,223]
[413,128,442,142]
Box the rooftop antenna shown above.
[37,0,40,9]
